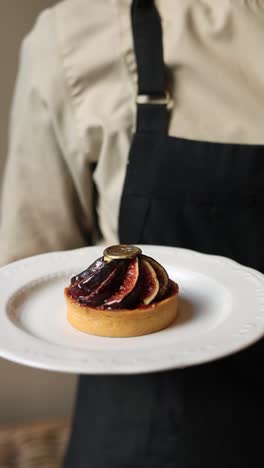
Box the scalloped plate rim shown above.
[0,245,263,374]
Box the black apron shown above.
[64,2,263,467]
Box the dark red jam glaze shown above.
[66,256,178,310]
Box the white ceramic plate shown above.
[0,245,263,374]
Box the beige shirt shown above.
[1,0,264,266]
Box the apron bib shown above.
[64,2,263,467]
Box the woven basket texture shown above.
[0,418,71,468]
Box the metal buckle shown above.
[136,91,173,109]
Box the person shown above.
[0,1,263,467]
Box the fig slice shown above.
[140,259,159,305]
[69,259,128,305]
[70,258,121,297]
[71,257,107,286]
[78,266,119,306]
[142,255,169,300]
[103,257,139,306]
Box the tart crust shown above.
[65,281,178,338]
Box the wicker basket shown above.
[0,418,71,468]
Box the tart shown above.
[64,245,179,337]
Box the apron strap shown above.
[131,0,170,134]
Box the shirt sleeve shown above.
[0,11,94,267]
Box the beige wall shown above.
[0,0,77,425]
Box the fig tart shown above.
[64,245,179,337]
